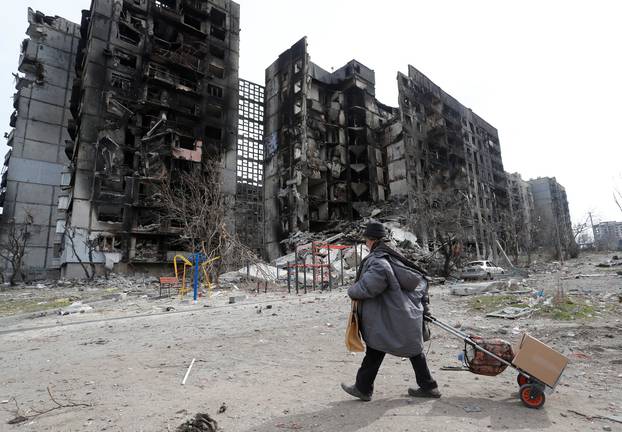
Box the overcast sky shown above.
[2,0,620,225]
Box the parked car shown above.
[461,260,505,280]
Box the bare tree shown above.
[63,224,98,280]
[158,158,260,272]
[409,189,471,276]
[0,211,33,285]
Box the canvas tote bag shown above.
[345,300,365,352]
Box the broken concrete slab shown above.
[451,279,525,296]
[486,307,532,319]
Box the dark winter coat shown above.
[347,244,428,357]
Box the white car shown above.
[461,260,505,280]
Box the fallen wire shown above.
[7,386,91,425]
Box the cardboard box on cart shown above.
[512,334,569,387]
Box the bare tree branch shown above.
[7,386,91,425]
[157,157,264,277]
[0,210,33,285]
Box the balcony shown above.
[152,44,202,73]
[145,63,200,94]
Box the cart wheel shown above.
[519,384,545,409]
[517,374,529,387]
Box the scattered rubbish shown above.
[596,259,622,268]
[177,413,220,432]
[568,352,592,361]
[59,301,93,316]
[166,306,176,312]
[181,358,196,386]
[229,295,247,304]
[463,404,482,413]
[1,400,9,404]
[217,403,227,414]
[486,307,532,319]
[440,366,468,371]
[452,280,527,296]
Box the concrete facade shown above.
[262,39,516,261]
[61,0,240,278]
[528,177,575,257]
[395,66,510,259]
[593,221,622,250]
[507,172,535,257]
[0,9,80,280]
[263,38,395,259]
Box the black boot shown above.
[341,383,372,401]
[408,387,441,398]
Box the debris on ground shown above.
[486,306,532,319]
[59,301,93,315]
[177,413,220,432]
[451,279,528,296]
[596,256,622,268]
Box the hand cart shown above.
[426,314,557,409]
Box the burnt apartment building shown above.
[506,172,535,257]
[263,38,396,259]
[61,0,239,277]
[0,9,80,280]
[394,65,510,259]
[235,78,264,256]
[528,177,575,257]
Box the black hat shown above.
[363,220,387,240]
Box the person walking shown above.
[341,220,440,401]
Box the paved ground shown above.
[0,252,621,431]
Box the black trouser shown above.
[355,346,437,395]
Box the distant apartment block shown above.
[529,177,575,257]
[593,221,622,250]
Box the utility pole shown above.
[589,212,596,246]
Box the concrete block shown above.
[16,182,55,205]
[23,224,49,247]
[6,158,62,186]
[22,140,61,163]
[29,84,69,107]
[23,246,47,270]
[26,100,66,125]
[13,202,52,226]
[40,64,70,88]
[25,120,62,145]
[37,44,74,71]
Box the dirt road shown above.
[1,253,621,431]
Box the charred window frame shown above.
[207,84,223,98]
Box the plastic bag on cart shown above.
[463,336,514,376]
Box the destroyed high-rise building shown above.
[263,38,396,259]
[61,0,240,277]
[263,39,512,261]
[395,66,511,259]
[0,9,80,280]
[528,177,575,257]
[506,172,535,258]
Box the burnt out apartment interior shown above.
[60,0,240,277]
